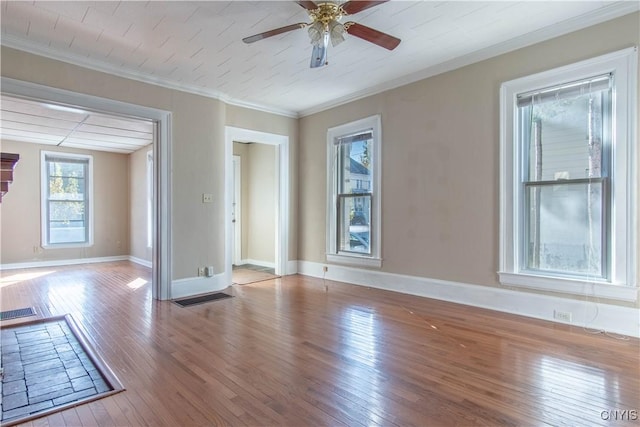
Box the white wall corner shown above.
[171,273,229,299]
[286,260,298,275]
[128,256,152,269]
[297,260,640,338]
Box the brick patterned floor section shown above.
[1,319,112,423]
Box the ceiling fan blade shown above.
[341,0,389,15]
[243,23,306,44]
[345,22,400,50]
[295,0,318,10]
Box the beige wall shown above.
[0,140,129,263]
[298,13,640,307]
[226,105,298,262]
[233,142,276,264]
[129,144,152,262]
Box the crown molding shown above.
[0,35,299,119]
[298,3,639,117]
[1,3,637,119]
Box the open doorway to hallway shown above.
[231,142,279,285]
[225,126,290,286]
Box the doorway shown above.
[224,126,289,286]
[1,77,172,300]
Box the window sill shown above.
[43,242,93,250]
[498,271,638,302]
[327,253,382,268]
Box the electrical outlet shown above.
[198,267,205,277]
[205,266,214,277]
[554,310,572,323]
[202,193,213,203]
[323,266,328,272]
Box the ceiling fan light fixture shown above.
[308,21,324,45]
[328,20,345,46]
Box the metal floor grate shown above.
[173,293,232,307]
[0,307,36,321]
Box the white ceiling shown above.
[0,95,154,154]
[1,1,638,118]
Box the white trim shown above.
[236,259,276,269]
[232,155,242,266]
[499,272,638,302]
[499,47,638,297]
[129,256,152,269]
[297,260,640,338]
[326,253,382,268]
[298,3,639,117]
[40,151,94,248]
[171,273,227,299]
[1,35,297,119]
[326,115,382,267]
[1,77,173,301]
[224,126,290,286]
[0,256,129,271]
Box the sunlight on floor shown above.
[0,271,55,288]
[126,277,148,290]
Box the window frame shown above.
[499,47,637,301]
[326,115,382,267]
[41,151,94,248]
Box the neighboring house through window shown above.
[41,151,93,247]
[327,115,382,267]
[499,48,637,301]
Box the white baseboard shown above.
[237,259,276,269]
[0,255,130,271]
[171,273,229,299]
[297,260,640,338]
[128,256,152,268]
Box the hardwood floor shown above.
[1,261,638,426]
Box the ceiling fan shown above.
[242,1,401,68]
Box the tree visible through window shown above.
[519,75,610,278]
[42,153,92,246]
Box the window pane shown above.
[338,138,372,194]
[525,181,604,277]
[49,198,86,244]
[50,201,85,221]
[338,194,371,254]
[49,177,85,200]
[526,89,609,181]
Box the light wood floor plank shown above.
[1,261,638,426]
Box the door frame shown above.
[224,127,289,283]
[232,155,242,266]
[1,77,173,300]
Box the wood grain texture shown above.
[1,262,638,426]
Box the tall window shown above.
[41,152,93,247]
[519,74,611,279]
[499,48,637,300]
[327,115,381,267]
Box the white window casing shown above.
[327,115,382,268]
[41,151,94,248]
[499,47,637,301]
